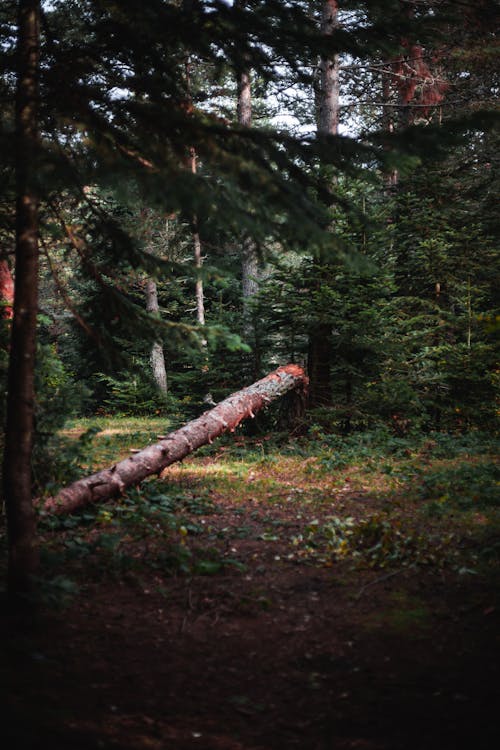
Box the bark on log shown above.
[42,365,308,516]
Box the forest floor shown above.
[1,420,499,750]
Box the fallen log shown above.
[42,364,308,516]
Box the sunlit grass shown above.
[40,420,499,586]
[58,419,499,515]
[62,415,172,438]
[59,416,177,467]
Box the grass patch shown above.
[419,460,499,510]
[32,422,499,589]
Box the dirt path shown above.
[3,565,498,750]
[1,449,499,749]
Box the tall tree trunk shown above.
[190,170,206,330]
[318,0,339,136]
[3,0,41,599]
[307,0,339,408]
[140,209,169,394]
[42,365,308,516]
[182,21,208,362]
[382,68,399,189]
[186,54,206,344]
[237,64,261,376]
[189,148,207,357]
[145,278,168,394]
[241,236,259,331]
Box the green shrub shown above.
[419,462,500,509]
[96,371,172,416]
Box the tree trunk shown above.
[241,233,261,380]
[318,0,339,136]
[150,341,168,393]
[237,68,252,127]
[192,216,205,328]
[307,0,339,408]
[3,0,41,598]
[308,324,333,407]
[42,365,308,516]
[145,278,168,394]
[382,68,399,189]
[182,15,207,347]
[189,148,208,354]
[237,51,261,376]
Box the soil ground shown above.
[1,433,499,750]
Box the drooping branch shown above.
[42,365,308,516]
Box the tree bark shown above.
[145,277,168,394]
[181,11,207,348]
[237,68,252,127]
[42,365,308,516]
[307,0,339,408]
[318,0,339,136]
[241,234,259,343]
[3,0,41,598]
[189,147,208,354]
[237,55,261,376]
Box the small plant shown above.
[349,514,461,570]
[419,461,499,509]
[288,510,463,571]
[290,516,356,564]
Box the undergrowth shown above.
[1,424,495,607]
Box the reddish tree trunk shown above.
[0,260,14,319]
[42,365,308,516]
